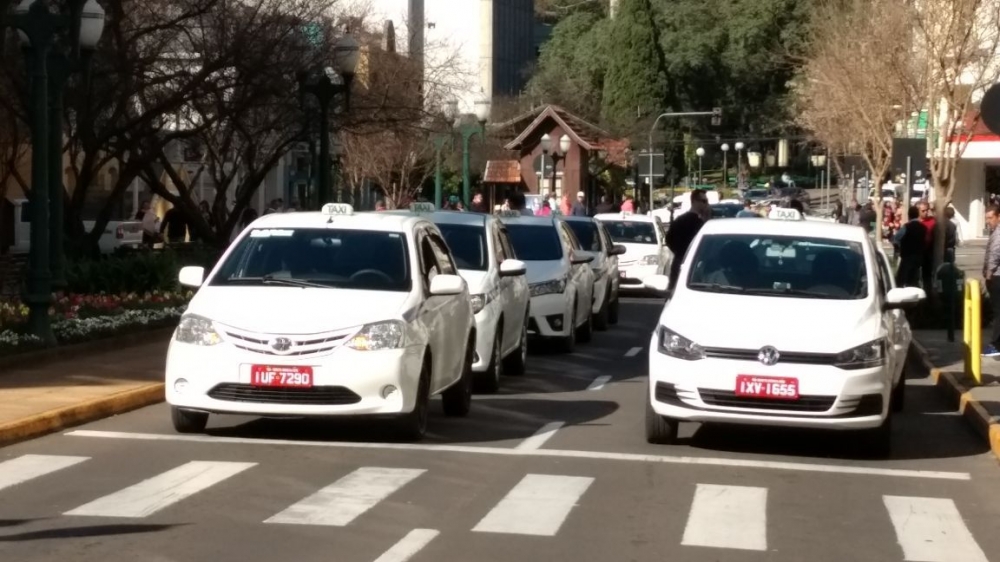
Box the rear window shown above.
[601,220,657,244]
[505,224,564,261]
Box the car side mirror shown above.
[178,266,205,288]
[429,273,466,296]
[499,258,527,277]
[884,286,925,310]
[609,244,626,256]
[571,251,595,265]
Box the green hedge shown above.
[65,244,224,294]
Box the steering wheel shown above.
[350,269,394,284]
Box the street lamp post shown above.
[456,94,492,208]
[695,147,705,185]
[720,143,729,189]
[735,141,745,189]
[541,133,571,211]
[431,134,451,208]
[298,33,359,210]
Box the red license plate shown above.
[250,365,314,388]
[735,375,799,400]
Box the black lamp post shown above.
[298,33,359,210]
[541,133,570,207]
[6,0,105,345]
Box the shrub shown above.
[65,243,224,295]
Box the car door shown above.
[497,223,529,351]
[415,229,452,390]
[875,249,908,381]
[426,231,467,386]
[559,221,593,325]
[597,222,619,298]
[488,222,514,350]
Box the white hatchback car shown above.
[563,215,626,329]
[165,203,477,441]
[594,212,671,293]
[642,207,925,457]
[496,212,596,352]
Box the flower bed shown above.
[0,291,192,357]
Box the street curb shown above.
[0,383,165,449]
[0,326,175,373]
[912,340,1000,462]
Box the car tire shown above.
[645,393,678,444]
[476,330,503,394]
[576,301,593,343]
[442,336,474,417]
[503,315,529,376]
[394,357,431,441]
[555,306,576,353]
[593,290,610,331]
[857,414,893,459]
[608,296,620,325]
[171,407,208,434]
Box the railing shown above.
[963,279,982,384]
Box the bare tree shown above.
[341,127,433,208]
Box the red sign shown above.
[735,375,799,400]
[250,365,314,388]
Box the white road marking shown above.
[472,474,593,536]
[65,461,255,518]
[624,347,643,357]
[516,421,564,450]
[586,375,612,390]
[884,496,988,562]
[266,467,424,526]
[66,430,973,481]
[682,484,767,551]
[373,529,440,562]
[0,454,89,493]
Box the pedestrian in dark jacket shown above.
[893,206,927,287]
[666,189,710,292]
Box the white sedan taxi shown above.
[496,212,596,352]
[563,215,626,329]
[594,212,671,292]
[642,206,925,457]
[165,203,477,441]
[387,204,531,393]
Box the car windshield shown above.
[435,223,487,271]
[210,228,411,291]
[601,220,657,244]
[565,220,602,252]
[686,234,868,300]
[505,224,563,261]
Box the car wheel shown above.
[171,407,208,434]
[442,337,474,417]
[555,305,576,353]
[576,300,593,343]
[476,330,503,394]
[857,414,893,459]
[503,315,529,376]
[645,391,678,444]
[593,289,610,331]
[608,297,620,325]
[394,357,431,441]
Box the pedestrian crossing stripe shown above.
[0,453,991,557]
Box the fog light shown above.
[174,379,190,393]
[381,385,398,399]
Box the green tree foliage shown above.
[600,0,669,132]
[526,12,610,119]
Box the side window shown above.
[598,223,613,252]
[491,225,507,264]
[427,234,457,275]
[499,227,516,260]
[419,235,441,287]
[560,223,580,250]
[875,254,891,295]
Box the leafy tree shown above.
[599,0,669,132]
[526,12,609,120]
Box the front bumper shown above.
[165,338,425,417]
[619,264,659,291]
[647,338,890,430]
[526,293,571,338]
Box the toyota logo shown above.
[270,337,293,352]
[757,346,780,366]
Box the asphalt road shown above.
[2,298,1000,562]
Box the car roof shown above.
[560,215,598,223]
[593,213,655,222]
[495,213,562,226]
[380,209,490,228]
[698,214,869,243]
[246,210,433,233]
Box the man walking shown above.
[666,189,710,292]
[983,205,1000,357]
[893,206,927,287]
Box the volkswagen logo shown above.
[757,346,780,366]
[270,337,293,353]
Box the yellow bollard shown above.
[964,279,982,384]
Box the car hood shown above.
[523,260,567,285]
[663,293,882,353]
[188,286,413,334]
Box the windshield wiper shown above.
[743,287,842,299]
[687,282,746,294]
[227,275,332,289]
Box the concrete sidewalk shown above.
[913,329,1000,462]
[0,337,168,448]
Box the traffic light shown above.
[711,107,722,126]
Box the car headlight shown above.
[657,326,704,360]
[638,254,659,266]
[530,278,566,297]
[833,339,886,370]
[174,314,223,346]
[346,320,406,351]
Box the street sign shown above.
[711,116,721,126]
[981,83,1000,135]
[712,107,722,116]
[636,150,665,177]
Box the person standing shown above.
[736,199,758,218]
[666,189,710,292]
[594,195,614,214]
[917,200,937,292]
[893,206,927,287]
[982,205,1000,357]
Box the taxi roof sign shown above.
[322,203,354,216]
[768,207,803,221]
[409,202,436,213]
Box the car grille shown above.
[218,325,354,357]
[207,383,362,405]
[698,389,835,412]
[701,346,837,365]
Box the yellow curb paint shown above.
[0,383,164,448]
[989,424,1000,462]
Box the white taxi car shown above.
[165,203,477,441]
[496,212,595,352]
[642,207,925,457]
[387,204,531,393]
[563,215,626,329]
[594,212,671,293]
